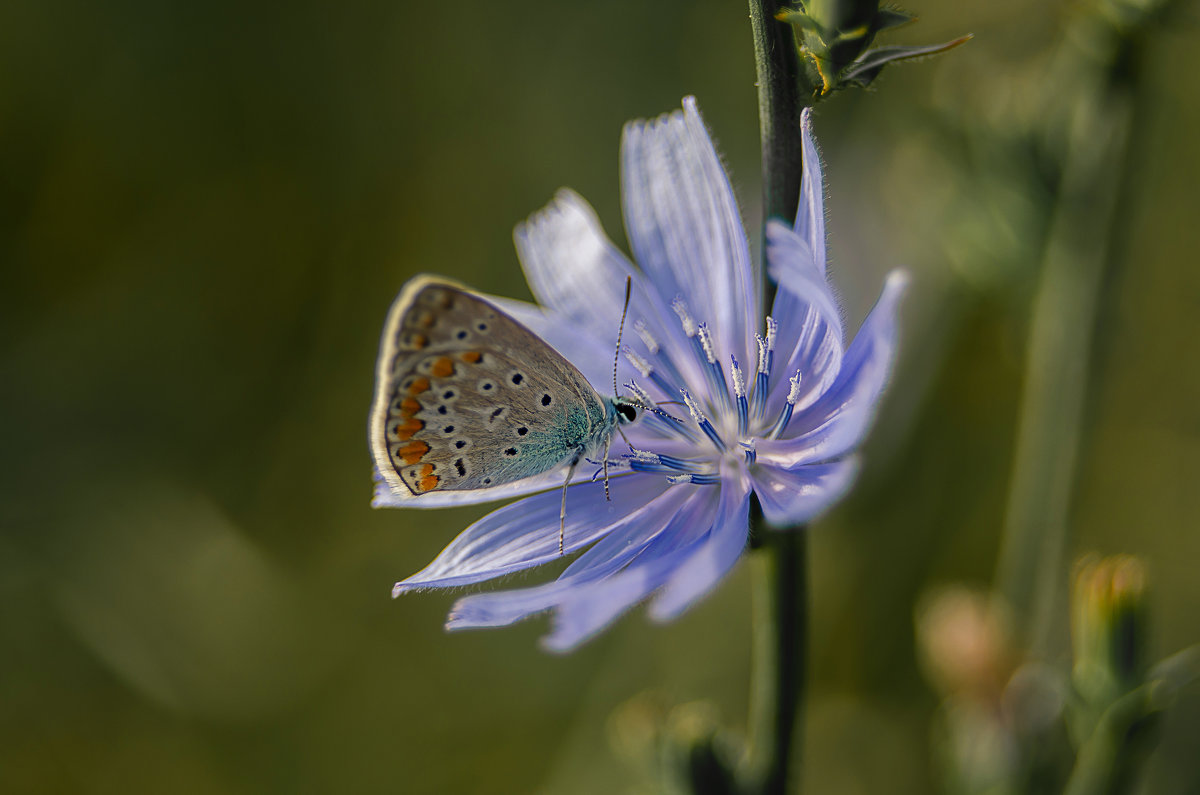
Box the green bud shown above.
[774,1,968,97]
[1071,553,1148,708]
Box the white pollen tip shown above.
[671,297,698,337]
[680,389,706,423]
[787,370,803,404]
[765,316,778,350]
[633,320,660,354]
[730,355,746,397]
[697,323,717,363]
[623,347,653,378]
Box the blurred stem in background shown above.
[915,3,1199,793]
[994,0,1184,660]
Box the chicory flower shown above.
[377,97,906,651]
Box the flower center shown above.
[620,298,802,486]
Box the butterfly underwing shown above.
[370,275,641,501]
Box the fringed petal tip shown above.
[884,268,911,294]
[800,105,813,132]
[443,599,547,632]
[514,187,588,237]
[621,94,758,366]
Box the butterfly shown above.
[369,276,644,550]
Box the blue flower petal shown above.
[766,220,845,414]
[446,485,699,630]
[763,270,908,463]
[648,470,751,621]
[391,474,668,592]
[751,457,859,527]
[541,488,723,651]
[795,108,828,276]
[621,97,759,371]
[511,190,700,392]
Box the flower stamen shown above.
[751,317,776,421]
[740,438,756,466]
[671,296,698,338]
[681,388,726,451]
[667,472,722,486]
[626,448,707,474]
[633,320,660,355]
[623,346,653,378]
[623,348,678,400]
[696,323,729,408]
[768,370,803,439]
[730,354,748,436]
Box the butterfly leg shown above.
[559,456,581,556]
[602,435,612,502]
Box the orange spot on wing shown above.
[408,377,430,395]
[394,418,424,440]
[410,333,427,349]
[398,440,430,464]
[460,351,482,364]
[400,398,421,416]
[418,474,440,492]
[418,312,435,328]
[416,463,434,477]
[431,357,455,378]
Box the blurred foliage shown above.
[2,1,1199,793]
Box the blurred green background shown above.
[3,0,1198,792]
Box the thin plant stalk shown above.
[742,2,807,793]
[995,5,1153,658]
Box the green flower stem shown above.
[994,3,1160,657]
[741,518,806,795]
[744,4,808,794]
[750,0,806,229]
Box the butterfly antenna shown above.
[612,276,632,396]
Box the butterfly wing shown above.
[370,276,613,500]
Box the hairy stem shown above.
[742,517,806,795]
[744,5,807,793]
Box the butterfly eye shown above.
[616,403,639,423]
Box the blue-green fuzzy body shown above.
[498,396,617,480]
